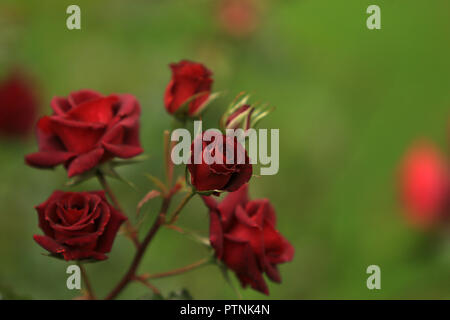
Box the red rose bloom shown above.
[0,70,39,137]
[188,133,252,192]
[25,89,143,177]
[164,60,213,117]
[400,141,449,227]
[33,191,127,261]
[203,184,294,295]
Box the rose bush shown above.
[203,184,294,294]
[33,190,127,261]
[25,89,143,177]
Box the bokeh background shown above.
[1,0,449,299]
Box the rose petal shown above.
[96,204,127,253]
[68,89,103,108]
[33,235,66,255]
[67,148,104,177]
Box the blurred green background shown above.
[0,0,449,299]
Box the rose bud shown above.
[33,191,127,261]
[399,141,449,228]
[25,89,143,177]
[225,104,253,130]
[187,133,252,193]
[221,93,274,132]
[202,184,294,295]
[0,69,39,138]
[164,60,213,118]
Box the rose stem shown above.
[131,276,161,295]
[140,257,210,280]
[166,191,196,225]
[96,170,140,248]
[78,263,96,300]
[163,130,174,187]
[104,194,172,300]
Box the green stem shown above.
[96,170,140,247]
[167,190,196,225]
[78,263,96,300]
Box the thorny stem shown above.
[104,192,173,300]
[96,170,140,248]
[78,263,96,300]
[140,257,210,280]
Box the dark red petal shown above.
[209,210,224,258]
[50,96,72,115]
[190,163,230,191]
[96,204,127,253]
[247,199,276,226]
[33,235,66,255]
[169,77,199,113]
[263,222,294,264]
[115,93,140,117]
[62,233,101,247]
[67,96,118,124]
[222,235,268,295]
[67,148,104,177]
[264,262,281,283]
[102,142,143,159]
[218,184,249,227]
[201,195,218,211]
[50,117,105,154]
[25,151,76,168]
[68,89,103,108]
[229,205,265,266]
[62,249,108,261]
[224,163,252,192]
[164,79,175,113]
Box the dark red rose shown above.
[164,60,213,117]
[399,141,449,228]
[0,70,39,137]
[33,190,127,261]
[188,133,252,192]
[203,184,294,295]
[25,89,143,177]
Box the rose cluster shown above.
[25,60,293,297]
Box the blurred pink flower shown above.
[217,0,261,38]
[399,141,449,228]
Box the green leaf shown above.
[145,174,168,195]
[191,92,222,117]
[109,155,149,167]
[100,165,138,191]
[137,190,161,217]
[66,170,96,187]
[173,91,210,120]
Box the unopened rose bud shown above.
[225,104,254,130]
